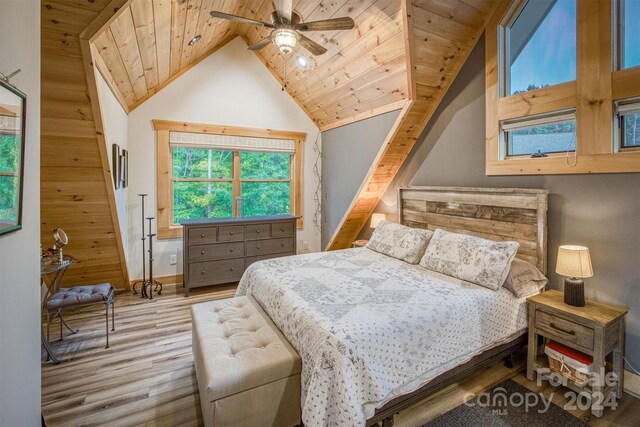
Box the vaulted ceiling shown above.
[91,0,407,130]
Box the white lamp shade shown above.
[556,245,593,278]
[370,213,386,228]
[273,29,298,53]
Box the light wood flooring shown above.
[42,285,639,427]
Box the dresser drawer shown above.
[188,226,217,244]
[189,258,245,285]
[271,222,294,238]
[246,237,294,257]
[188,242,244,262]
[246,252,294,268]
[535,310,594,350]
[218,225,245,242]
[246,223,271,240]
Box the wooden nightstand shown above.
[526,290,628,417]
[352,239,368,248]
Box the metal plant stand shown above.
[132,193,148,296]
[141,216,162,299]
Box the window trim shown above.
[615,98,640,151]
[154,120,306,239]
[486,0,640,175]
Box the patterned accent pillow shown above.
[420,229,520,291]
[503,257,548,298]
[366,220,433,264]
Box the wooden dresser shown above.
[181,215,297,296]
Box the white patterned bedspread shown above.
[235,248,529,427]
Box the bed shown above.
[235,187,549,427]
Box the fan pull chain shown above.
[281,53,287,92]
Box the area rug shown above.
[422,379,588,426]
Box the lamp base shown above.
[564,277,585,307]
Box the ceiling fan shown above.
[210,0,355,55]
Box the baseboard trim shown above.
[624,369,640,398]
[129,274,183,287]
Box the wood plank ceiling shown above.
[90,0,408,131]
[325,0,494,250]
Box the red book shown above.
[546,341,593,365]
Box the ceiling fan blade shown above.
[273,0,293,23]
[298,33,327,56]
[210,11,273,28]
[247,35,273,51]
[297,17,355,31]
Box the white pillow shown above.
[366,220,433,264]
[419,229,519,291]
[503,257,548,297]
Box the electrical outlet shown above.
[303,241,309,251]
[169,254,177,265]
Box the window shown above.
[618,0,640,69]
[502,111,576,157]
[155,120,305,239]
[505,0,576,96]
[616,99,640,149]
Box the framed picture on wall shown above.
[112,143,120,189]
[120,149,128,188]
[0,79,26,237]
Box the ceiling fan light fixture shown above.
[296,55,308,69]
[273,29,298,54]
[188,34,202,46]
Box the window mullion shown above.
[232,151,240,217]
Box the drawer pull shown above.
[230,231,234,235]
[230,267,235,271]
[256,245,261,249]
[281,242,286,247]
[201,233,205,238]
[256,229,261,234]
[200,250,205,255]
[549,322,576,336]
[229,248,234,252]
[280,227,285,231]
[200,269,206,275]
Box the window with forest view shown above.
[0,133,19,223]
[171,144,294,224]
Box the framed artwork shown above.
[0,79,26,236]
[112,143,120,189]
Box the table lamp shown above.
[370,213,386,228]
[556,245,593,307]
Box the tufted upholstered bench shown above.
[191,296,301,427]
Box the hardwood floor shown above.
[42,285,639,427]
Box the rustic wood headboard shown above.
[398,187,549,274]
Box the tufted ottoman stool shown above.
[191,296,302,427]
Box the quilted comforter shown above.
[236,248,528,426]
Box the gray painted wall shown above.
[321,110,400,248]
[357,37,640,367]
[0,1,42,425]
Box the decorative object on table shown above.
[556,245,593,307]
[352,239,368,248]
[41,252,115,364]
[119,149,128,188]
[526,290,627,418]
[140,216,162,299]
[0,75,26,237]
[53,227,68,263]
[370,213,386,228]
[544,340,593,385]
[112,143,120,188]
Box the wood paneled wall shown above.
[42,0,129,290]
